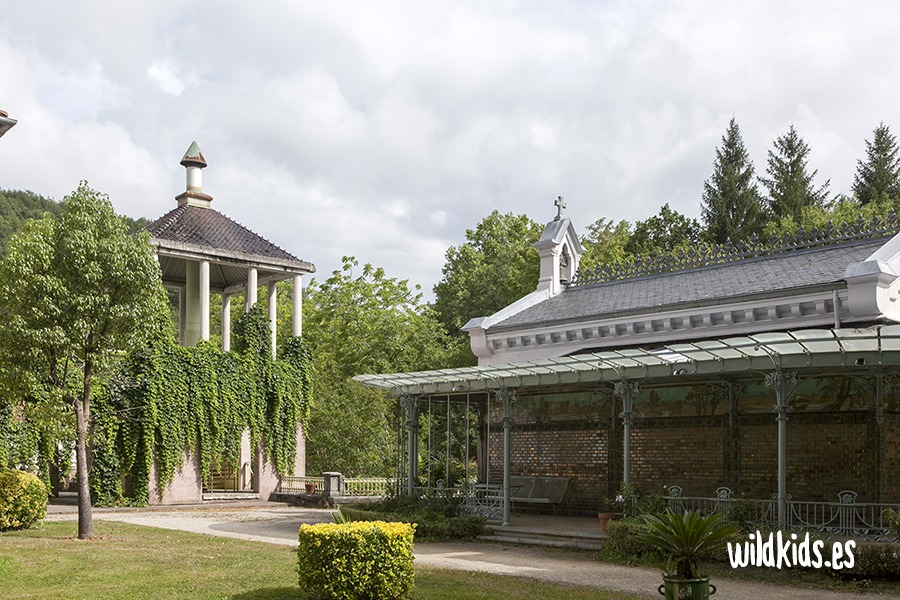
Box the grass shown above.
[0,521,645,599]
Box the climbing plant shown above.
[90,302,313,506]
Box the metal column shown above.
[614,381,638,487]
[765,370,797,528]
[403,396,419,496]
[499,389,514,527]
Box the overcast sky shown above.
[2,1,899,297]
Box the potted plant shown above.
[597,493,625,533]
[635,510,739,600]
[305,483,317,494]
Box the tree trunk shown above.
[74,358,94,540]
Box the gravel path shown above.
[46,504,900,600]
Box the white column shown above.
[185,261,200,346]
[222,293,231,352]
[267,282,277,359]
[292,274,302,337]
[178,285,186,345]
[199,260,210,342]
[245,268,258,312]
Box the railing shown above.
[280,476,325,494]
[663,486,900,542]
[280,475,392,497]
[343,477,392,497]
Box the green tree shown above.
[578,218,632,273]
[761,124,830,222]
[701,118,767,244]
[0,182,168,539]
[852,122,900,206]
[302,257,454,476]
[432,211,542,365]
[624,204,701,257]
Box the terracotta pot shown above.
[597,511,623,533]
[305,483,317,494]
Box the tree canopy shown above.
[432,210,542,365]
[0,182,168,538]
[852,122,900,206]
[625,203,701,257]
[302,257,455,476]
[761,124,830,222]
[701,118,767,244]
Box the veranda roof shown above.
[354,325,900,395]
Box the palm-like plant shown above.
[635,510,739,579]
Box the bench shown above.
[509,476,569,512]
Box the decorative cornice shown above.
[571,213,900,287]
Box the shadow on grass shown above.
[230,586,304,599]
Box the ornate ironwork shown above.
[570,212,900,287]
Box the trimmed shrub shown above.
[0,469,48,531]
[844,543,900,580]
[298,521,415,600]
[338,498,486,542]
[602,518,661,560]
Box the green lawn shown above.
[0,521,645,599]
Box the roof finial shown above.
[554,196,566,221]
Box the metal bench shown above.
[510,476,569,512]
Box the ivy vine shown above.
[90,302,313,506]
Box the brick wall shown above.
[884,414,900,503]
[484,407,891,512]
[631,418,726,497]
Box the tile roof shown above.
[146,205,299,262]
[492,238,887,331]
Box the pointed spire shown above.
[181,140,207,168]
[176,141,213,208]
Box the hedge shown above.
[298,521,415,600]
[0,469,47,531]
[339,504,485,542]
[844,542,900,580]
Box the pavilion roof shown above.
[354,326,900,395]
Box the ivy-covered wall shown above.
[90,303,313,506]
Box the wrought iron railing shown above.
[663,486,900,542]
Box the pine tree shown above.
[760,124,829,222]
[701,118,767,244]
[852,122,900,205]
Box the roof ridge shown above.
[571,212,900,287]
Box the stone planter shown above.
[597,511,623,533]
[657,576,716,599]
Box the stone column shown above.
[221,293,231,351]
[199,260,210,341]
[178,285,187,345]
[292,274,302,337]
[267,283,277,359]
[245,268,258,312]
[185,261,200,345]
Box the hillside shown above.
[0,188,149,256]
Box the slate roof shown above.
[147,205,299,262]
[492,237,888,332]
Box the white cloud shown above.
[148,61,186,96]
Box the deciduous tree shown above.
[624,203,701,257]
[302,257,454,475]
[0,182,167,539]
[432,211,542,365]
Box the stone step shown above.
[202,492,260,501]
[482,523,606,551]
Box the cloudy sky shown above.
[2,1,899,297]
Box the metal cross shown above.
[554,195,566,220]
